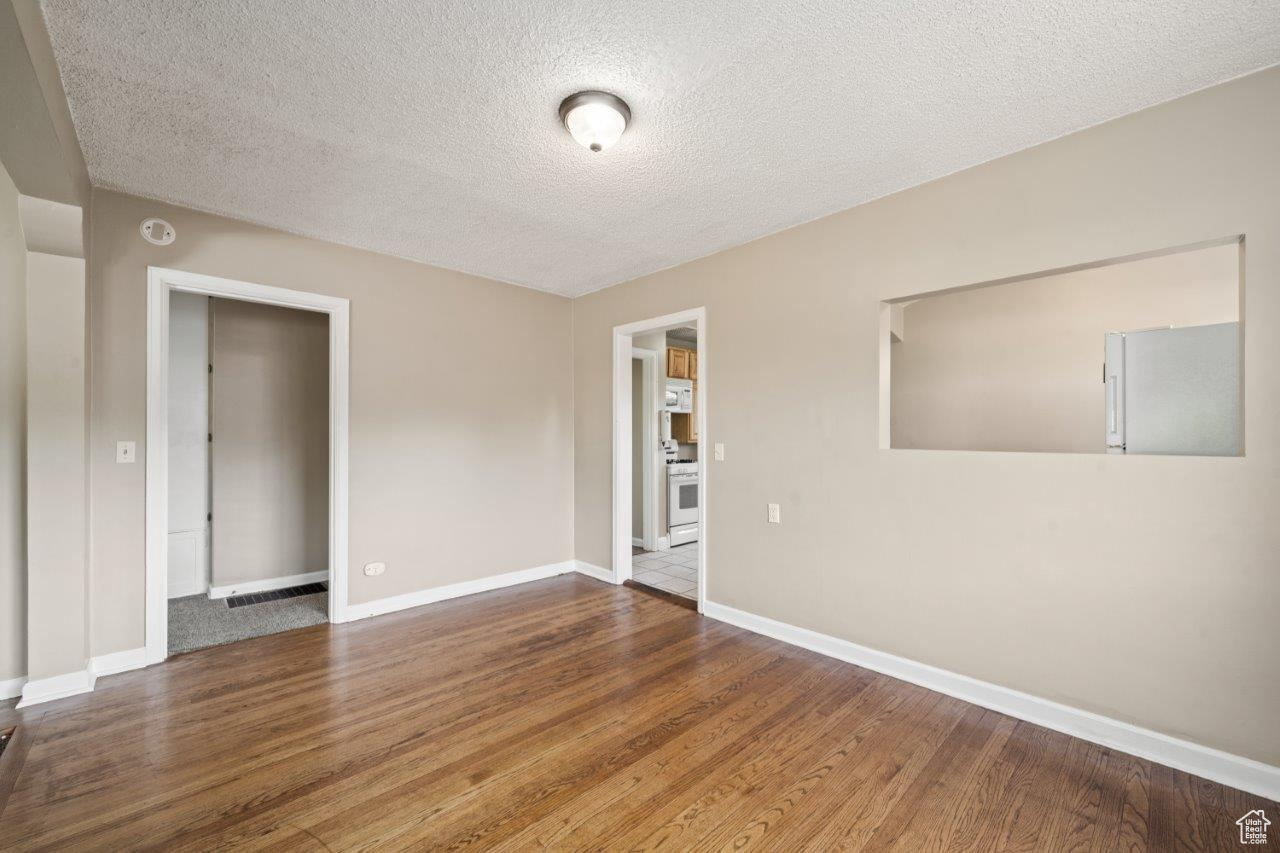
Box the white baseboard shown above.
[90,647,148,678]
[17,668,96,708]
[574,560,616,584]
[209,570,327,600]
[0,674,26,700]
[341,560,576,622]
[703,600,1280,802]
[631,537,645,548]
[657,536,670,551]
[12,645,151,709]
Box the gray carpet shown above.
[168,591,328,654]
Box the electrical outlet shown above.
[116,441,136,463]
[363,561,386,577]
[767,503,781,524]
[714,442,725,461]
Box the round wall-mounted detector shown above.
[140,218,175,246]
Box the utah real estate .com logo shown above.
[1237,809,1270,845]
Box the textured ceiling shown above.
[42,1,1280,296]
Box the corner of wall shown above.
[0,158,29,684]
[10,0,92,207]
[569,294,577,562]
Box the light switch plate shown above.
[714,442,725,461]
[363,561,386,577]
[116,441,136,463]
[767,503,781,524]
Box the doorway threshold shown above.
[623,580,697,611]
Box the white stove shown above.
[667,460,699,546]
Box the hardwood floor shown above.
[0,574,1272,850]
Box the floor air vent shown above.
[226,582,327,609]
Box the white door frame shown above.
[631,347,659,552]
[613,308,706,611]
[145,266,350,665]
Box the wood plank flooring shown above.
[0,574,1272,850]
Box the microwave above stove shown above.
[664,378,693,413]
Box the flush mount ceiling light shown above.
[559,91,630,153]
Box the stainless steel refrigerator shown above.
[1104,322,1240,456]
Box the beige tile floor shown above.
[631,542,698,600]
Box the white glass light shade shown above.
[559,92,630,153]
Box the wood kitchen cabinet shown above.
[667,347,690,379]
[667,346,698,380]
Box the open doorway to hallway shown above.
[613,309,706,611]
[146,267,349,666]
[165,293,330,654]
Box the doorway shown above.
[145,267,350,665]
[165,294,331,654]
[613,308,706,611]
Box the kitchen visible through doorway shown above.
[628,322,700,603]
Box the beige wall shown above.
[0,1,88,207]
[1,6,91,683]
[211,298,329,587]
[574,68,1280,765]
[891,243,1240,453]
[0,159,26,684]
[26,250,88,680]
[88,190,574,656]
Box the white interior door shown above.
[167,292,210,597]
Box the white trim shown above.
[13,648,147,707]
[208,571,328,600]
[612,307,707,613]
[147,267,350,661]
[343,561,577,622]
[613,308,706,338]
[574,561,616,584]
[5,646,163,707]
[695,317,706,609]
[90,647,148,678]
[631,537,645,548]
[704,600,1280,802]
[631,346,659,551]
[612,329,633,586]
[17,669,95,708]
[0,675,26,700]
